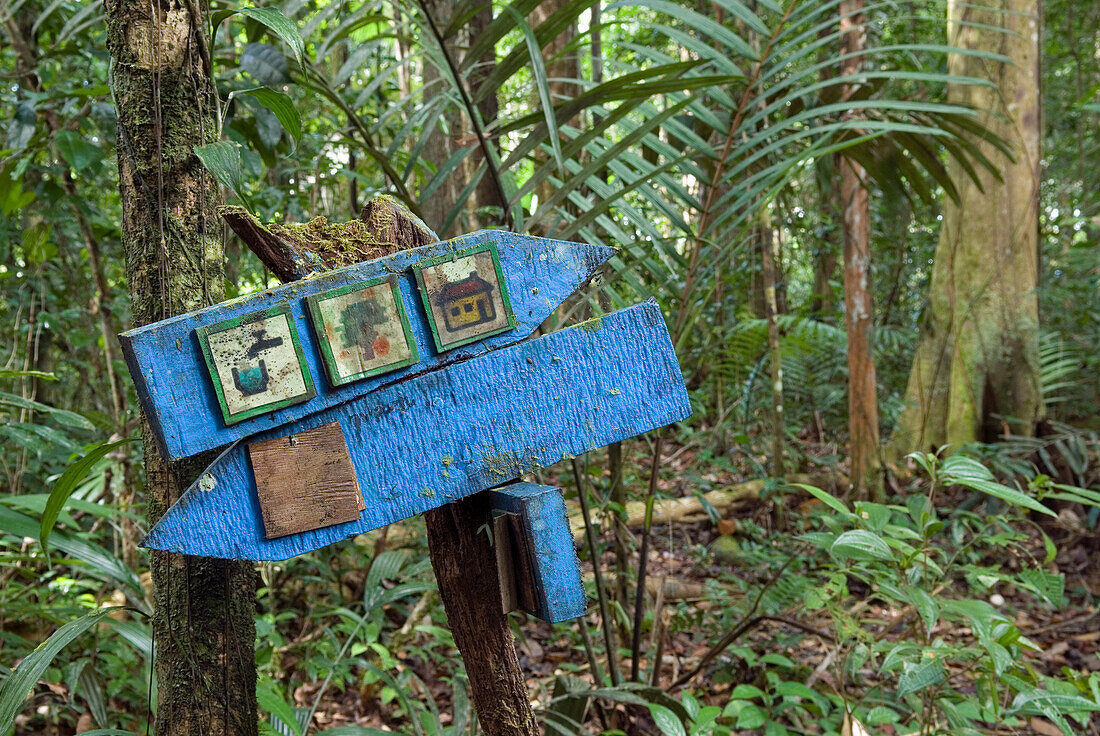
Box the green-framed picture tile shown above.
[196,303,316,426]
[413,241,516,353]
[305,276,420,387]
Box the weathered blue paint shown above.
[119,231,614,461]
[142,300,690,560]
[490,483,586,624]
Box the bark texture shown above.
[105,1,257,734]
[839,0,883,498]
[891,0,1043,454]
[424,499,541,736]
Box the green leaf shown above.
[235,87,302,148]
[941,454,994,481]
[903,585,940,637]
[0,608,122,733]
[0,369,57,381]
[896,657,945,698]
[55,130,105,172]
[193,141,250,206]
[0,505,145,600]
[216,7,306,70]
[503,5,564,176]
[1009,690,1100,736]
[790,483,853,518]
[21,223,56,263]
[951,476,1056,517]
[831,529,894,562]
[40,438,136,552]
[1019,569,1064,606]
[0,391,94,430]
[241,42,290,85]
[257,676,304,736]
[648,703,686,736]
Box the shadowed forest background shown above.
[1,0,1099,734]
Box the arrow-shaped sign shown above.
[142,300,689,560]
[119,231,613,462]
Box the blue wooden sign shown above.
[141,300,690,560]
[490,483,586,624]
[119,231,614,462]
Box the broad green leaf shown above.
[941,454,994,481]
[896,657,945,698]
[951,477,1056,517]
[215,7,306,70]
[54,130,105,172]
[40,438,136,552]
[0,608,122,733]
[1009,690,1100,736]
[831,529,894,562]
[648,703,686,736]
[193,141,249,206]
[903,585,940,637]
[257,677,304,736]
[241,42,290,85]
[235,87,302,147]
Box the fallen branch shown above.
[568,473,842,542]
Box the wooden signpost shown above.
[120,199,692,735]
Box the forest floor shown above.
[292,443,1100,736]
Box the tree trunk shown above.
[529,0,579,237]
[759,211,785,477]
[424,499,540,736]
[890,0,1042,456]
[839,0,883,499]
[468,0,505,225]
[105,2,257,734]
[420,0,469,236]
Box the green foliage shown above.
[1,0,1098,733]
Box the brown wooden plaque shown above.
[247,421,363,539]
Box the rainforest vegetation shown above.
[1,0,1099,734]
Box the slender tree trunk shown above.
[890,0,1042,455]
[105,2,257,734]
[839,0,883,498]
[424,500,540,736]
[469,0,505,225]
[760,211,785,477]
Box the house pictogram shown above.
[437,272,496,332]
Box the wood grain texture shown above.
[142,299,690,560]
[119,231,615,461]
[490,483,586,623]
[247,422,363,538]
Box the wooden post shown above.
[228,197,539,736]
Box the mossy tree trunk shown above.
[105,1,257,734]
[890,0,1042,456]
